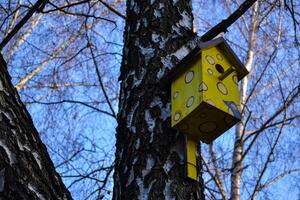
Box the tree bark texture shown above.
[0,55,72,199]
[113,0,204,199]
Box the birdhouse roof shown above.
[169,37,248,82]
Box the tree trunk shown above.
[0,54,72,199]
[230,3,258,200]
[113,0,204,199]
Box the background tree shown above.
[0,0,124,198]
[196,1,300,199]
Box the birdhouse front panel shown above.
[171,45,242,143]
[201,46,241,117]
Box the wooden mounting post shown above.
[185,136,197,180]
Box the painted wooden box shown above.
[171,37,248,144]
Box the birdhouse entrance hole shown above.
[215,64,225,74]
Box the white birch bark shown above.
[230,2,259,200]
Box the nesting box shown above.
[171,37,248,144]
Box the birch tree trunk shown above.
[113,0,204,199]
[0,55,72,199]
[230,3,258,200]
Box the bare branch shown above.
[201,0,258,41]
[223,0,248,42]
[242,48,278,113]
[98,0,126,19]
[248,118,286,199]
[0,0,48,51]
[260,169,300,190]
[209,144,228,200]
[44,0,90,13]
[15,29,82,90]
[45,0,117,24]
[202,154,227,200]
[242,84,300,160]
[6,14,42,59]
[25,99,116,118]
[85,27,117,118]
[55,148,85,168]
[3,0,21,38]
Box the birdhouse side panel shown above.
[171,57,202,127]
[201,46,241,119]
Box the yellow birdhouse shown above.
[170,37,248,180]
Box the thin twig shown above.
[202,154,227,200]
[25,99,116,118]
[248,119,286,199]
[85,27,117,118]
[242,84,300,161]
[209,144,227,200]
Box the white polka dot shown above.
[206,55,215,65]
[199,82,208,92]
[186,96,194,108]
[217,82,228,95]
[232,75,238,85]
[207,68,213,75]
[185,71,194,83]
[174,112,181,121]
[173,91,179,99]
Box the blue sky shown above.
[2,0,299,199]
